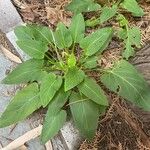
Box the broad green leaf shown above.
[80,27,113,56]
[67,53,76,67]
[29,25,54,44]
[83,56,98,69]
[40,73,62,107]
[70,92,99,139]
[69,13,85,43]
[100,5,117,23]
[85,17,100,27]
[0,83,41,127]
[78,77,108,106]
[118,28,127,40]
[15,25,53,45]
[121,0,144,17]
[55,23,72,49]
[46,86,70,115]
[41,110,66,144]
[66,0,101,14]
[122,27,141,59]
[101,60,150,111]
[17,40,48,59]
[123,40,135,59]
[64,67,85,91]
[41,87,70,143]
[2,59,45,84]
[128,27,141,48]
[116,14,129,27]
[15,26,34,40]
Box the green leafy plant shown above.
[66,0,101,14]
[1,0,150,145]
[117,14,141,59]
[68,0,143,59]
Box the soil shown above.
[12,0,150,149]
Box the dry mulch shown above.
[12,0,150,149]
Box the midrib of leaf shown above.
[50,30,56,47]
[7,67,42,81]
[84,83,101,100]
[21,44,45,55]
[60,28,66,48]
[4,94,40,122]
[81,101,89,133]
[107,70,147,104]
[69,98,88,106]
[13,94,39,111]
[44,110,66,140]
[35,28,51,43]
[74,19,80,42]
[87,33,107,50]
[42,79,58,98]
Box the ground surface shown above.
[5,0,150,149]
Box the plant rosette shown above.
[1,0,150,144]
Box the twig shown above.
[1,125,42,150]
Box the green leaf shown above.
[83,56,98,69]
[122,27,141,59]
[2,59,45,84]
[121,0,144,17]
[15,25,53,45]
[41,87,70,143]
[85,17,100,27]
[41,110,66,144]
[123,40,135,59]
[67,53,76,68]
[65,67,85,91]
[118,28,127,40]
[15,26,34,40]
[29,25,54,44]
[128,27,141,48]
[69,13,85,43]
[80,27,113,56]
[40,73,62,107]
[100,5,117,23]
[55,23,72,49]
[101,60,150,111]
[17,40,48,59]
[116,14,129,27]
[66,0,101,14]
[0,83,41,127]
[78,77,108,106]
[46,87,70,115]
[69,92,99,139]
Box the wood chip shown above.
[45,141,53,150]
[17,145,28,150]
[0,44,22,63]
[0,143,3,149]
[1,125,42,150]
